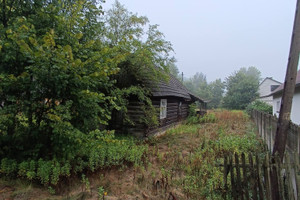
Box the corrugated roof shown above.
[151,75,204,102]
[271,69,300,95]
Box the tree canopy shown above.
[222,67,261,110]
[0,0,175,184]
[184,73,225,109]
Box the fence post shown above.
[249,154,258,200]
[268,114,272,151]
[235,153,243,199]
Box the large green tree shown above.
[101,1,175,128]
[0,0,123,160]
[184,72,211,99]
[223,67,261,110]
[208,79,225,108]
[184,73,225,109]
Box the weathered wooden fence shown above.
[248,110,300,199]
[223,153,300,200]
[251,110,300,154]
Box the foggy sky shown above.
[102,0,297,83]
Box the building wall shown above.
[259,78,281,105]
[151,97,189,128]
[291,91,300,125]
[273,87,300,125]
[123,96,191,138]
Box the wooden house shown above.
[118,75,206,138]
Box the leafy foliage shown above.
[184,73,225,109]
[163,110,264,199]
[245,100,273,115]
[223,67,261,110]
[0,130,148,185]
[184,72,211,100]
[208,79,225,108]
[0,0,172,186]
[102,1,174,130]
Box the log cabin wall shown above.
[126,100,146,138]
[111,96,192,138]
[147,97,190,137]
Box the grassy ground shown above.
[0,110,264,200]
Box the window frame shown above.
[160,99,167,119]
[276,100,281,113]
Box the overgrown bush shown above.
[245,100,272,115]
[188,103,198,117]
[0,130,148,186]
[186,112,217,125]
[0,0,171,187]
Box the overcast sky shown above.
[102,0,297,83]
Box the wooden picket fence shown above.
[223,152,300,200]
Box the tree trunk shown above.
[271,0,300,199]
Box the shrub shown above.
[188,103,198,117]
[199,113,217,123]
[0,130,148,186]
[245,100,272,115]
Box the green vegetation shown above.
[0,110,264,199]
[223,67,261,110]
[246,99,273,115]
[182,67,261,110]
[0,0,265,198]
[0,0,171,186]
[183,73,225,109]
[0,130,147,186]
[162,110,263,199]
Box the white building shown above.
[259,77,281,105]
[272,70,300,125]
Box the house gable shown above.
[258,77,281,105]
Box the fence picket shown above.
[264,153,271,200]
[241,153,250,200]
[255,154,264,200]
[222,152,299,200]
[230,154,238,200]
[249,154,258,200]
[235,153,243,200]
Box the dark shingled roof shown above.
[151,75,204,103]
[271,69,300,96]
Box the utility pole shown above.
[181,72,184,82]
[272,0,300,162]
[271,0,300,199]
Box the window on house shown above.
[178,101,182,115]
[160,99,167,119]
[276,101,281,113]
